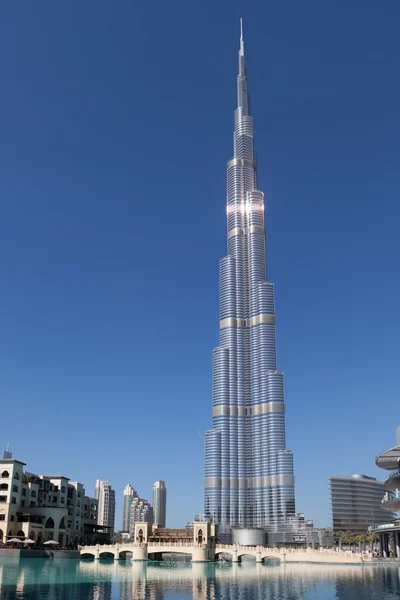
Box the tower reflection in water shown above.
[1,559,400,599]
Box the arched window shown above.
[59,517,65,530]
[0,529,3,542]
[17,530,25,538]
[30,490,37,498]
[138,529,143,544]
[14,472,20,480]
[1,471,9,479]
[61,486,66,493]
[0,483,8,491]
[197,529,203,544]
[45,517,55,529]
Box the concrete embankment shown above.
[0,549,80,559]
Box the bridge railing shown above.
[80,541,208,550]
[148,542,206,548]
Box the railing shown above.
[368,522,400,531]
[385,470,400,484]
[382,490,400,503]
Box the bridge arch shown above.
[99,551,116,560]
[261,554,281,564]
[214,550,233,561]
[81,552,96,559]
[118,549,133,560]
[237,552,256,561]
[148,548,192,560]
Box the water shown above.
[1,558,400,599]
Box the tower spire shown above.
[237,18,249,114]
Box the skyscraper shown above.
[152,480,167,527]
[95,480,116,534]
[129,496,153,538]
[204,22,296,542]
[122,484,138,533]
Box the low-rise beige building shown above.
[0,453,103,547]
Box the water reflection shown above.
[1,558,400,599]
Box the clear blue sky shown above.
[1,0,399,529]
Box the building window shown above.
[0,484,8,491]
[22,488,26,497]
[10,515,15,521]
[21,500,25,507]
[0,515,4,521]
[45,517,55,529]
[61,486,66,493]
[11,497,17,504]
[61,497,65,504]
[12,485,19,493]
[14,473,20,480]
[1,471,9,479]
[30,491,36,498]
[53,496,57,503]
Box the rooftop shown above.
[376,445,400,471]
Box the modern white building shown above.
[0,452,100,546]
[94,480,115,535]
[122,484,137,533]
[152,480,167,527]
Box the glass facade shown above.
[152,481,167,528]
[330,474,396,534]
[122,484,137,533]
[204,23,296,537]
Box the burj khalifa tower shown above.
[204,22,296,543]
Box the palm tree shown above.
[336,531,345,550]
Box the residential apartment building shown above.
[128,497,153,538]
[95,480,115,535]
[122,484,137,533]
[152,481,166,527]
[0,453,101,546]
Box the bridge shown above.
[79,542,371,563]
[79,522,371,564]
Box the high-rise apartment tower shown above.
[95,480,116,535]
[129,496,153,538]
[152,480,167,527]
[122,484,138,533]
[204,22,296,541]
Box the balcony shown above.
[385,470,400,491]
[382,489,400,511]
